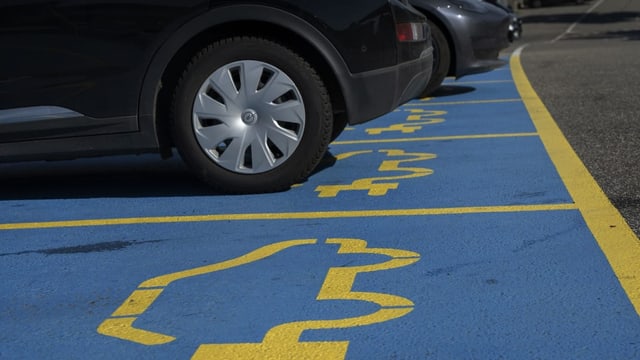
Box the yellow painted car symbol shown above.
[98,238,420,359]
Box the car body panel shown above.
[410,0,511,78]
[484,0,524,41]
[0,0,432,162]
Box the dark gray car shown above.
[411,0,512,95]
[0,0,432,194]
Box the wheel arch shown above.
[414,6,457,77]
[138,5,349,157]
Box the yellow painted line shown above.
[332,132,537,145]
[192,238,420,359]
[98,239,317,346]
[511,46,640,316]
[97,318,176,346]
[0,204,576,230]
[405,98,521,106]
[100,237,421,355]
[443,80,514,85]
[139,239,317,288]
[111,289,164,316]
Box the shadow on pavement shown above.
[0,151,338,200]
[521,11,640,25]
[0,155,215,199]
[563,29,640,41]
[429,85,476,97]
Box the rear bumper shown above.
[345,47,433,125]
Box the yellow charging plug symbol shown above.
[315,149,435,197]
[97,238,420,359]
[365,109,446,135]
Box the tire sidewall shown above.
[422,20,450,96]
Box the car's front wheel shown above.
[171,37,333,193]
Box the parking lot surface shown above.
[518,0,640,236]
[2,49,640,360]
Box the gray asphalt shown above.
[506,0,640,236]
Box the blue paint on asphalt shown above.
[0,135,571,216]
[2,215,639,358]
[2,65,640,359]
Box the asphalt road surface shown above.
[510,0,640,236]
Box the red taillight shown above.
[396,22,426,42]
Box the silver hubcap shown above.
[192,60,305,174]
[241,109,258,125]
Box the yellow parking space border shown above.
[332,132,537,146]
[443,79,514,85]
[511,46,640,316]
[404,98,522,106]
[0,204,575,230]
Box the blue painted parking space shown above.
[2,56,639,359]
[0,131,569,219]
[2,216,638,359]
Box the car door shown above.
[0,0,205,143]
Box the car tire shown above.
[420,20,450,97]
[171,37,333,193]
[330,116,348,142]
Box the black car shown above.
[0,0,432,194]
[410,0,512,95]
